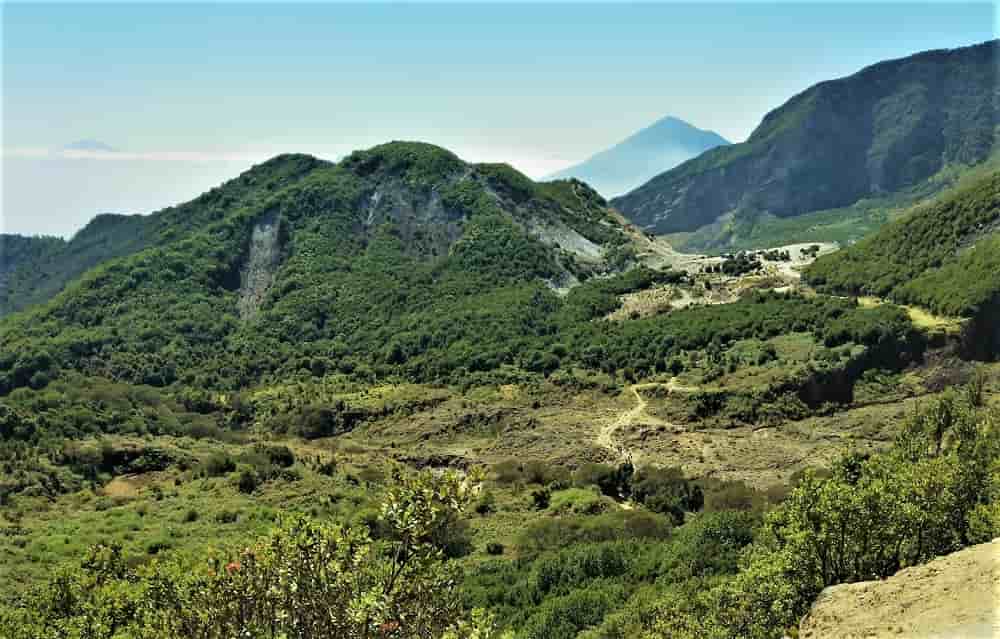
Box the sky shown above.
[2,1,996,237]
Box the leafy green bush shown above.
[632,467,703,524]
[531,488,551,510]
[517,510,673,557]
[1,470,504,639]
[647,388,1000,638]
[203,453,236,477]
[548,487,612,515]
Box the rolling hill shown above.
[612,40,999,251]
[0,141,641,394]
[545,116,728,197]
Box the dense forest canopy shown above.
[805,169,1000,324]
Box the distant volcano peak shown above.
[64,139,117,153]
[544,116,729,198]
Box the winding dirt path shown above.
[598,378,694,465]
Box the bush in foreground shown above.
[1,469,509,639]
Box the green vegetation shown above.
[0,288,924,504]
[0,147,922,425]
[899,232,1000,317]
[805,170,1000,312]
[465,388,999,639]
[1,469,511,639]
[0,142,633,398]
[805,168,1000,360]
[11,390,983,638]
[685,169,955,252]
[1,138,995,639]
[0,154,324,317]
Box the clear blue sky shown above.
[2,1,995,236]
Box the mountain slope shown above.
[613,40,999,250]
[0,141,637,393]
[0,154,323,317]
[546,116,728,197]
[804,168,1000,358]
[0,234,65,296]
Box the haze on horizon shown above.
[2,1,994,238]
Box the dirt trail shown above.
[597,378,692,465]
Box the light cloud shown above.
[2,145,280,163]
[2,143,568,180]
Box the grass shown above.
[548,487,615,515]
[2,359,994,597]
[859,296,965,335]
[0,435,378,591]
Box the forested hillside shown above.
[0,141,636,396]
[0,141,927,506]
[0,155,323,317]
[1,234,66,297]
[612,40,999,250]
[805,169,1000,358]
[4,5,1000,638]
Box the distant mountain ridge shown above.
[545,116,728,197]
[613,40,1000,250]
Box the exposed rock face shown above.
[613,41,999,243]
[799,538,1000,639]
[238,210,283,320]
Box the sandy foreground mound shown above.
[799,538,1000,639]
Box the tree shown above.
[700,389,1000,639]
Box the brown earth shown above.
[799,538,1000,639]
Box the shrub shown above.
[215,509,239,524]
[700,479,767,513]
[475,490,497,515]
[523,461,569,486]
[237,469,259,494]
[532,488,551,510]
[255,444,295,468]
[549,488,612,515]
[517,510,673,557]
[632,467,703,524]
[574,462,634,499]
[203,453,236,477]
[317,459,337,476]
[519,584,629,639]
[4,470,500,638]
[145,539,173,555]
[493,459,523,484]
